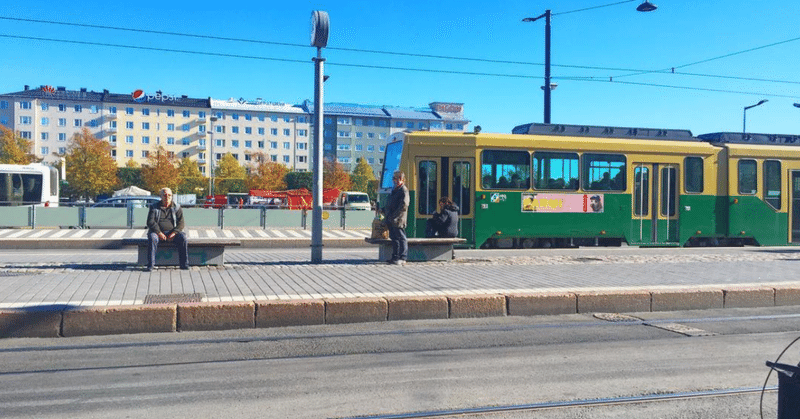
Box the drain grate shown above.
[144,293,203,304]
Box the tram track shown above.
[341,386,778,419]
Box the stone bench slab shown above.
[122,238,241,266]
[364,237,466,262]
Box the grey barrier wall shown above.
[2,206,375,230]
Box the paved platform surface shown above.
[1,235,800,337]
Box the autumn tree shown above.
[177,157,207,196]
[350,158,377,201]
[141,146,182,193]
[214,153,247,194]
[64,128,118,199]
[0,124,36,164]
[323,160,352,191]
[117,167,145,189]
[246,153,288,191]
[285,171,312,190]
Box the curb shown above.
[0,237,368,250]
[2,285,798,338]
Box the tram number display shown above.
[521,193,604,213]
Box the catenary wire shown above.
[2,15,799,87]
[1,34,797,98]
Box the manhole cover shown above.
[144,293,203,304]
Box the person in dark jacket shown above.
[382,170,409,265]
[425,197,459,238]
[146,187,188,271]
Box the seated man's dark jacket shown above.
[147,201,185,235]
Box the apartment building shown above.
[302,101,470,175]
[1,86,469,177]
[209,98,310,172]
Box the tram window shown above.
[380,140,404,190]
[634,167,649,216]
[764,160,781,210]
[738,160,757,195]
[660,167,677,217]
[533,152,579,190]
[684,157,703,193]
[452,162,471,216]
[418,161,438,215]
[480,150,530,190]
[583,154,626,191]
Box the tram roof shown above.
[512,123,696,142]
[698,132,800,146]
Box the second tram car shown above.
[378,123,800,248]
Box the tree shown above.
[285,171,313,190]
[323,160,352,190]
[214,153,247,195]
[64,128,117,199]
[0,124,36,164]
[177,157,207,197]
[142,146,182,193]
[246,154,288,191]
[350,158,377,201]
[117,167,145,189]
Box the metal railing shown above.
[1,206,375,230]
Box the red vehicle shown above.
[205,189,340,210]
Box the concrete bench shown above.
[364,237,466,262]
[122,238,241,267]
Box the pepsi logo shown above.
[132,89,146,102]
[42,85,55,94]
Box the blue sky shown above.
[1,0,799,136]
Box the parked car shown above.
[90,196,161,208]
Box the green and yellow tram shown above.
[378,124,800,248]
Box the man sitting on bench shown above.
[146,187,188,271]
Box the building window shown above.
[231,126,239,134]
[337,144,351,151]
[183,110,190,118]
[74,119,82,127]
[59,133,67,141]
[126,136,134,144]
[199,125,206,133]
[142,136,150,144]
[216,139,225,147]
[19,116,32,125]
[19,131,31,139]
[142,151,149,158]
[40,103,49,111]
[167,109,175,117]
[109,135,117,143]
[258,127,265,135]
[395,121,403,128]
[167,123,175,131]
[41,147,49,155]
[283,142,290,149]
[283,155,290,163]
[0,101,7,109]
[182,124,190,132]
[20,101,32,110]
[245,127,252,134]
[142,108,150,116]
[167,137,175,145]
[355,144,363,151]
[109,106,117,114]
[245,140,252,148]
[338,131,350,138]
[215,126,224,133]
[367,145,374,152]
[337,157,351,164]
[142,122,150,130]
[231,140,239,148]
[41,133,49,141]
[297,155,307,163]
[126,150,134,158]
[407,122,414,129]
[126,107,134,115]
[231,113,239,120]
[245,114,252,121]
[270,128,278,135]
[258,141,264,148]
[271,155,278,162]
[298,129,307,137]
[126,121,134,129]
[57,104,66,112]
[297,142,307,150]
[199,111,206,119]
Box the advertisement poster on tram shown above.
[521,193,604,213]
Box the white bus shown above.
[0,163,60,207]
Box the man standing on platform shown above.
[383,170,409,265]
[146,187,188,271]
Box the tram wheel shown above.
[521,238,536,249]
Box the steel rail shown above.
[343,386,777,419]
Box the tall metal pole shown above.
[311,48,325,263]
[743,99,768,136]
[543,9,551,124]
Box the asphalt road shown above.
[1,306,798,418]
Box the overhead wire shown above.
[1,15,798,97]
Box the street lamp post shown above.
[523,2,657,124]
[310,10,330,264]
[208,116,218,197]
[743,100,768,136]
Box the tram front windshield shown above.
[380,140,404,191]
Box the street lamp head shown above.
[636,1,658,12]
[794,103,800,108]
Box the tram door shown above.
[415,157,474,240]
[791,171,800,243]
[631,163,680,245]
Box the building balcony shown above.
[196,159,206,164]
[196,145,206,150]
